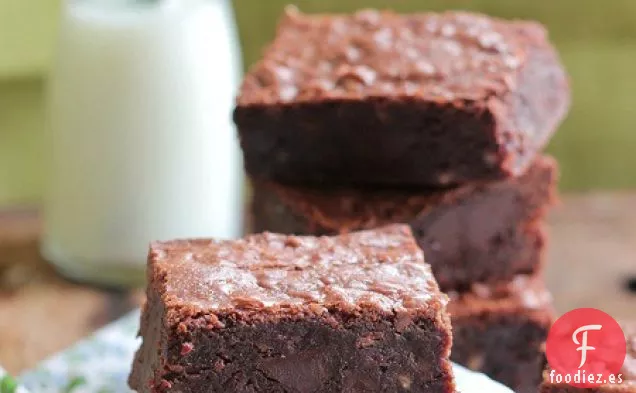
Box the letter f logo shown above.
[572,324,602,368]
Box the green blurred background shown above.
[2,0,636,207]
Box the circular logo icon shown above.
[546,308,626,388]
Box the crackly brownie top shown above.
[149,225,444,316]
[238,7,551,106]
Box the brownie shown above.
[234,8,570,187]
[447,275,555,393]
[129,225,456,393]
[540,323,636,393]
[251,155,557,292]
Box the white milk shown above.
[42,0,243,287]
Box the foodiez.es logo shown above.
[546,308,626,388]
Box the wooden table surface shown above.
[1,193,635,375]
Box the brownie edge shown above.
[129,225,456,393]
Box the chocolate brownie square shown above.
[540,323,635,393]
[235,8,570,187]
[448,275,555,393]
[251,155,557,292]
[129,225,455,393]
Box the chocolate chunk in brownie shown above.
[235,8,570,187]
[540,323,636,393]
[448,275,555,393]
[128,225,455,393]
[251,155,557,292]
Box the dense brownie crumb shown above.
[251,155,557,292]
[129,225,456,393]
[235,8,570,187]
[448,275,555,393]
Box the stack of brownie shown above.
[235,7,570,393]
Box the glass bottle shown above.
[42,0,244,287]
